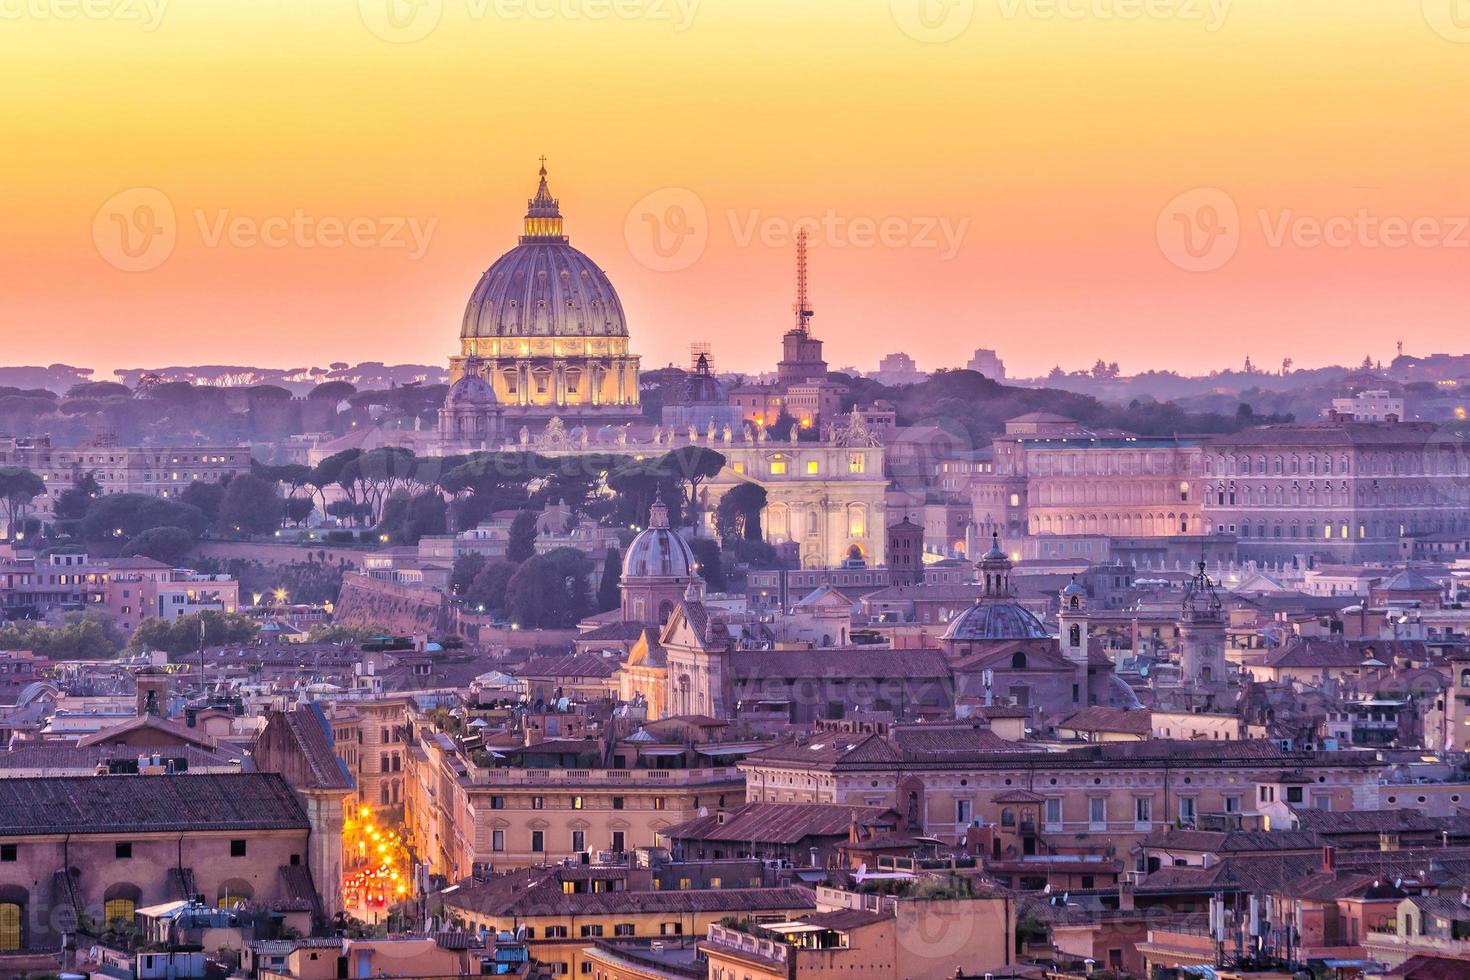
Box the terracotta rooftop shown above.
[0,773,309,835]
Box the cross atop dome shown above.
[522,158,566,243]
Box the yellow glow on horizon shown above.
[2,1,1467,375]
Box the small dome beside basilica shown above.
[444,366,497,407]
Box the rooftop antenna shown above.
[793,228,814,334]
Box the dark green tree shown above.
[79,493,208,543]
[181,480,227,523]
[377,491,447,545]
[0,466,45,541]
[284,496,315,527]
[122,526,195,566]
[450,552,488,597]
[686,537,727,592]
[714,481,767,542]
[507,510,538,563]
[216,473,284,535]
[595,547,622,613]
[465,559,518,616]
[53,471,103,522]
[0,612,122,659]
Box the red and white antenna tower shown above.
[793,227,814,334]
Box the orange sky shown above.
[3,0,1469,379]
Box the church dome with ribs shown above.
[623,495,697,582]
[460,164,628,341]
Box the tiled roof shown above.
[665,802,896,845]
[0,743,243,772]
[441,867,815,918]
[282,705,355,790]
[75,713,219,750]
[0,773,308,835]
[728,649,950,681]
[518,652,620,679]
[1058,706,1151,736]
[1294,808,1450,835]
[1140,828,1323,853]
[1262,638,1424,668]
[577,621,651,642]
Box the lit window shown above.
[805,461,819,475]
[770,461,787,476]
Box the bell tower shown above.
[1058,576,1089,669]
[1180,561,1227,704]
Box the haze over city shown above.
[6,4,1470,979]
[6,1,1470,376]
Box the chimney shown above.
[1119,878,1135,912]
[1322,846,1336,873]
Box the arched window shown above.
[1070,624,1081,646]
[103,882,141,926]
[1011,652,1027,670]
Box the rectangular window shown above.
[531,831,544,852]
[532,796,544,810]
[0,844,15,861]
[955,799,971,824]
[572,831,585,852]
[115,842,133,859]
[770,461,787,476]
[1179,798,1197,824]
[1134,797,1152,825]
[805,461,819,475]
[491,796,505,810]
[492,830,505,852]
[653,797,666,810]
[572,796,583,810]
[611,796,624,810]
[580,925,603,938]
[545,925,568,938]
[1224,795,1241,813]
[1089,798,1106,827]
[230,839,247,857]
[660,922,684,936]
[614,923,635,937]
[1045,798,1062,826]
[612,831,625,852]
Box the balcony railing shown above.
[704,924,788,964]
